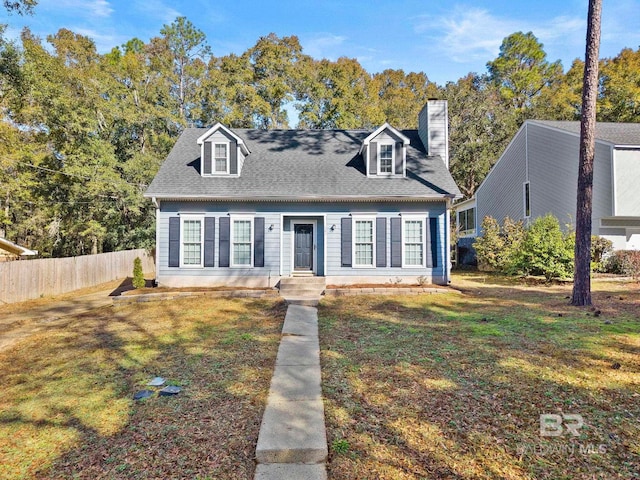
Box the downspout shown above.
[152,197,160,286]
[445,195,455,284]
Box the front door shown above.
[294,224,313,271]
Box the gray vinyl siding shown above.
[527,123,612,227]
[613,149,640,216]
[157,200,447,281]
[476,125,527,231]
[477,122,614,234]
[418,100,448,167]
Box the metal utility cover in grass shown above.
[159,386,181,396]
[133,390,154,400]
[147,376,166,386]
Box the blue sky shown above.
[2,0,639,85]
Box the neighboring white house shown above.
[460,120,640,253]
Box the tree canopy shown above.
[1,17,639,257]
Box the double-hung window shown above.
[181,216,204,267]
[458,208,476,235]
[378,144,394,174]
[353,218,375,267]
[403,217,425,267]
[214,143,229,173]
[231,217,253,267]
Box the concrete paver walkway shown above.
[255,304,328,479]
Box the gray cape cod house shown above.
[145,100,462,287]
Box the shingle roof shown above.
[530,120,640,146]
[145,128,461,200]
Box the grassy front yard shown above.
[319,273,640,479]
[0,296,286,479]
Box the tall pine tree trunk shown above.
[572,0,602,306]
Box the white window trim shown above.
[352,215,376,268]
[180,215,204,268]
[458,207,476,237]
[523,181,531,218]
[202,141,231,176]
[402,216,426,268]
[213,142,230,174]
[377,142,395,176]
[230,214,254,268]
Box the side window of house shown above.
[524,182,531,218]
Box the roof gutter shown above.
[144,193,461,202]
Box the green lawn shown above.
[0,296,286,479]
[319,273,640,480]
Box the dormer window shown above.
[359,123,410,178]
[214,143,229,173]
[196,122,251,177]
[378,144,394,174]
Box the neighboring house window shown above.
[214,143,229,173]
[403,218,425,267]
[231,217,253,267]
[524,182,531,218]
[378,143,394,174]
[353,218,375,267]
[458,208,476,235]
[181,216,204,267]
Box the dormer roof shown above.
[196,122,251,156]
[359,123,411,154]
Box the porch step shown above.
[279,277,325,305]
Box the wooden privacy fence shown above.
[0,249,155,304]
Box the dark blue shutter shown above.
[428,217,439,268]
[168,217,180,267]
[204,217,215,267]
[341,218,352,267]
[395,142,403,174]
[230,142,238,174]
[376,217,386,267]
[203,142,212,175]
[219,217,230,267]
[254,217,265,267]
[390,217,402,267]
[369,142,377,175]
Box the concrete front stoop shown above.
[254,304,328,480]
[278,277,325,306]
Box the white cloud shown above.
[301,33,347,60]
[132,0,182,25]
[72,27,126,52]
[41,0,113,18]
[413,6,584,64]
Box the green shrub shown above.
[591,236,614,272]
[132,257,145,289]
[511,214,574,280]
[473,216,505,271]
[607,250,640,279]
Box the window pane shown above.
[355,244,373,265]
[404,220,422,243]
[215,144,227,158]
[233,243,251,265]
[183,220,201,242]
[183,243,201,265]
[215,157,227,172]
[234,220,251,242]
[405,244,423,266]
[380,144,393,158]
[355,220,373,242]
